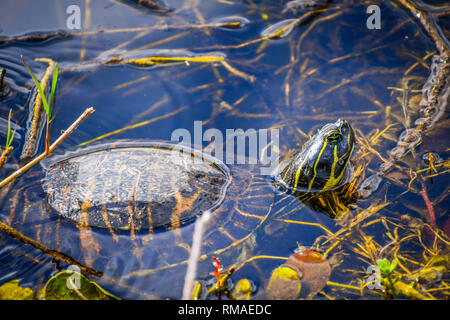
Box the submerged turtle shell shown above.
[3,140,273,298]
[43,141,231,231]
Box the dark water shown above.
[0,0,448,299]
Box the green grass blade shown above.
[21,56,51,118]
[5,109,16,148]
[48,62,58,121]
[6,109,12,148]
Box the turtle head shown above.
[279,119,355,193]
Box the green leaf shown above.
[5,109,14,148]
[390,258,398,273]
[41,270,119,300]
[48,62,58,119]
[377,258,388,272]
[7,109,16,148]
[6,109,11,147]
[21,56,51,118]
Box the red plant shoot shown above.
[212,256,224,298]
[212,256,222,284]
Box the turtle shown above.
[1,118,355,299]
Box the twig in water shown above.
[0,219,102,277]
[0,107,94,189]
[79,106,186,146]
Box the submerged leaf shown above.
[358,174,382,198]
[213,16,250,29]
[102,49,226,67]
[283,0,319,13]
[231,278,254,300]
[260,19,298,39]
[266,266,302,300]
[284,248,331,298]
[266,249,331,299]
[41,270,119,300]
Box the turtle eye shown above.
[327,132,342,144]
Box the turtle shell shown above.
[2,140,275,298]
[43,141,231,231]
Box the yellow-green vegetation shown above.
[40,270,118,300]
[111,53,225,67]
[0,280,34,300]
[377,258,401,299]
[4,109,15,150]
[21,56,58,155]
[231,279,254,300]
[190,281,203,300]
[266,266,302,300]
[0,109,16,168]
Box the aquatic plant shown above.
[21,56,58,155]
[377,258,400,299]
[0,109,16,168]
